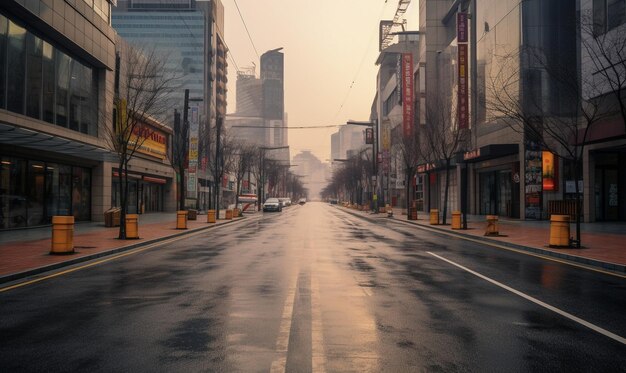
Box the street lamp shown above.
[346,119,378,213]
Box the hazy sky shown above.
[223,0,418,162]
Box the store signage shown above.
[402,53,414,138]
[524,142,542,219]
[365,128,374,144]
[457,13,468,43]
[457,43,469,129]
[188,105,200,193]
[463,148,481,161]
[131,125,167,160]
[417,163,435,173]
[542,151,558,191]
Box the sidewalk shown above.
[0,211,251,284]
[346,206,626,274]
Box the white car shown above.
[263,198,282,212]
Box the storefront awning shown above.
[461,144,518,163]
[0,123,117,162]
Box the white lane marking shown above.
[311,274,327,373]
[270,276,298,373]
[427,251,626,345]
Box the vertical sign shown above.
[188,105,199,193]
[365,128,374,144]
[457,44,469,129]
[402,53,414,138]
[457,13,468,42]
[524,140,543,219]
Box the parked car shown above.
[298,198,306,205]
[278,197,291,207]
[329,198,338,205]
[263,198,282,212]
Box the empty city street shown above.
[1,203,625,372]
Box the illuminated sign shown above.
[542,151,558,191]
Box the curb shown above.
[0,217,248,285]
[335,207,626,275]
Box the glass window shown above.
[594,0,607,35]
[26,33,43,120]
[69,60,81,132]
[0,15,7,110]
[8,159,27,228]
[27,160,45,226]
[56,52,70,127]
[72,166,91,220]
[0,158,11,229]
[7,20,26,114]
[45,163,59,222]
[58,165,72,216]
[608,0,626,30]
[42,42,55,123]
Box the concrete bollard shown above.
[549,215,570,247]
[51,216,75,254]
[451,211,461,229]
[430,209,439,225]
[125,214,139,239]
[207,210,216,223]
[485,215,499,236]
[176,211,187,229]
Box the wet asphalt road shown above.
[1,202,625,372]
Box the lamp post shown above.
[347,119,378,213]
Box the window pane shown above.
[8,159,27,228]
[58,165,72,215]
[0,15,8,109]
[56,52,70,127]
[594,0,607,35]
[26,33,43,119]
[69,60,80,132]
[607,0,626,30]
[27,160,45,226]
[42,42,55,123]
[72,166,91,221]
[0,157,11,229]
[7,20,26,114]
[45,162,59,221]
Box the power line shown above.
[231,124,343,129]
[333,1,390,120]
[233,0,259,59]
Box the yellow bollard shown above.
[207,209,216,223]
[485,215,499,236]
[225,209,233,220]
[51,216,74,254]
[176,211,187,229]
[125,214,139,239]
[549,215,570,247]
[451,211,461,229]
[430,209,439,225]
[233,208,240,217]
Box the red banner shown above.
[458,44,469,129]
[401,53,414,138]
[457,13,468,43]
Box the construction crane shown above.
[379,0,411,51]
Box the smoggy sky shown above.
[223,0,419,163]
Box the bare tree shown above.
[231,141,258,208]
[580,11,626,134]
[392,129,422,218]
[422,98,464,225]
[486,46,612,247]
[102,44,176,239]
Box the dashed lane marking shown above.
[270,274,298,373]
[311,273,327,373]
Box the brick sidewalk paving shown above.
[346,206,626,272]
[0,215,245,281]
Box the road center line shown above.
[270,274,298,373]
[427,251,626,345]
[310,273,327,373]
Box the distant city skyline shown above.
[223,0,418,162]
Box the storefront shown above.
[464,144,520,219]
[0,155,92,229]
[593,150,626,221]
[111,173,166,214]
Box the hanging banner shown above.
[187,105,199,193]
[457,13,468,43]
[402,53,414,138]
[365,128,374,144]
[457,44,469,129]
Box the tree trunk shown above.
[406,168,411,219]
[118,159,127,240]
[442,159,451,225]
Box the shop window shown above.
[0,15,7,109]
[45,163,59,222]
[26,34,43,120]
[72,167,91,221]
[7,20,26,114]
[58,165,72,216]
[27,161,45,226]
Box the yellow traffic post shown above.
[125,214,139,239]
[225,209,233,220]
[176,211,187,229]
[430,209,439,225]
[549,215,570,247]
[451,211,462,229]
[207,210,216,223]
[485,215,499,236]
[50,216,75,254]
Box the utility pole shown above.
[213,115,222,218]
